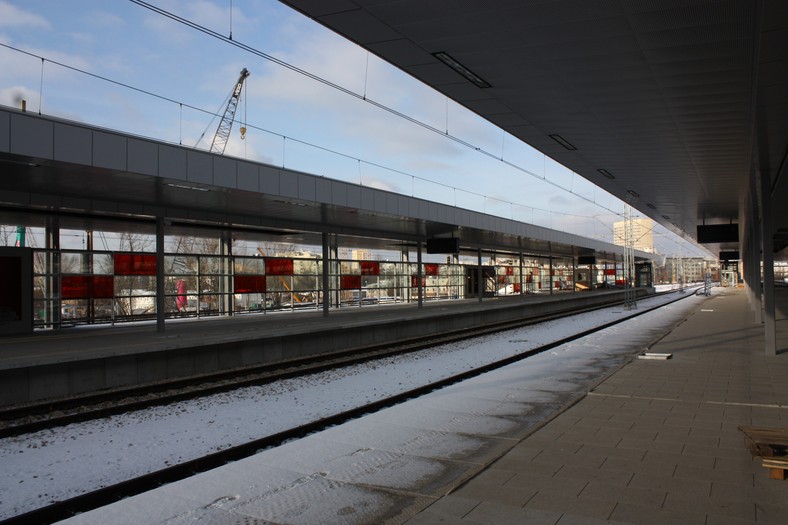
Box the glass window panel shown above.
[234,257,264,274]
[200,257,224,275]
[165,255,198,275]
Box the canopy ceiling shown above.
[280,0,788,258]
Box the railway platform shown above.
[406,286,788,524]
[0,288,648,406]
[49,286,788,525]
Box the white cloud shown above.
[0,1,50,29]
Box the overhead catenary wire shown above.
[1,24,700,256]
[0,41,646,247]
[127,0,626,220]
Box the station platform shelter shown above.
[0,105,660,405]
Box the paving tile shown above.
[654,427,691,443]
[525,492,616,520]
[410,495,479,520]
[489,445,545,468]
[705,514,762,525]
[503,472,588,497]
[580,480,666,509]
[463,501,562,525]
[555,514,626,525]
[608,501,707,524]
[618,428,661,441]
[454,476,537,508]
[576,443,646,461]
[628,472,711,497]
[520,438,582,455]
[755,501,788,524]
[459,468,516,487]
[617,437,682,454]
[552,464,634,486]
[600,456,675,477]
[713,455,759,472]
[682,442,746,460]
[674,464,754,487]
[530,449,606,470]
[644,450,715,470]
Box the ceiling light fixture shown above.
[597,169,614,179]
[166,183,210,192]
[548,134,577,151]
[647,203,656,209]
[627,189,640,199]
[662,215,670,220]
[433,52,491,88]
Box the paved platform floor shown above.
[406,287,788,524]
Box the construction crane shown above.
[210,68,250,155]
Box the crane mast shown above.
[210,68,250,155]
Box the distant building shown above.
[613,218,655,253]
[658,257,718,284]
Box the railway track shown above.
[0,289,689,438]
[0,288,700,525]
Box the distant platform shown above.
[0,288,651,406]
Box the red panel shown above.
[424,263,439,276]
[513,283,521,293]
[615,279,626,286]
[340,275,361,290]
[93,276,114,298]
[62,276,89,299]
[266,258,293,275]
[604,269,617,276]
[360,261,380,275]
[526,275,533,283]
[497,275,506,284]
[410,275,427,288]
[62,275,114,299]
[505,266,514,276]
[114,254,157,275]
[234,275,266,293]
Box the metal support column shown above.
[401,245,410,304]
[477,248,483,303]
[322,232,330,317]
[330,235,339,309]
[45,217,60,329]
[222,231,233,316]
[519,250,524,295]
[750,214,762,323]
[156,217,165,333]
[548,256,554,295]
[417,241,423,308]
[759,170,777,356]
[572,256,577,292]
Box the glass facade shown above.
[1,223,635,329]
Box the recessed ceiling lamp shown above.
[627,189,640,199]
[549,134,577,151]
[646,203,656,209]
[432,52,491,88]
[662,215,670,220]
[166,183,209,192]
[597,169,614,179]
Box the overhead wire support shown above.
[210,67,249,155]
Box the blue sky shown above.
[0,0,707,257]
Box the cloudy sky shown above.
[0,0,706,256]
